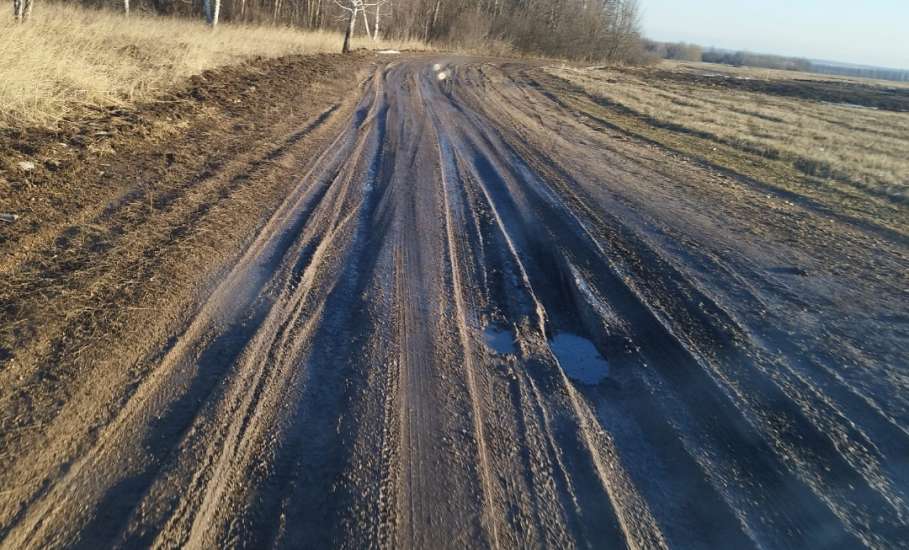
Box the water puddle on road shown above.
[484,325,517,355]
[550,333,609,385]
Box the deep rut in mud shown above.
[1,58,907,549]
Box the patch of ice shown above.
[484,325,516,355]
[550,333,609,385]
[377,49,400,54]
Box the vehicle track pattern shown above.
[2,58,906,549]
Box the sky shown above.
[641,0,909,69]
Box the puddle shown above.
[484,325,517,355]
[550,333,609,385]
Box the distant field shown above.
[548,60,909,233]
[0,3,424,128]
[663,60,909,90]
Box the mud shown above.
[1,56,907,549]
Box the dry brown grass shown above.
[0,2,425,128]
[549,62,909,204]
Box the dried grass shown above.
[0,2,426,127]
[550,62,909,203]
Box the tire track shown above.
[3,56,906,550]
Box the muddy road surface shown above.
[2,57,907,549]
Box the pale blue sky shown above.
[641,0,909,69]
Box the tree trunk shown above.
[360,5,371,40]
[124,0,129,16]
[13,0,27,22]
[342,7,356,53]
[372,2,380,41]
[426,0,440,40]
[203,0,220,26]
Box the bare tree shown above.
[372,0,388,40]
[335,0,359,53]
[203,0,221,26]
[336,0,383,48]
[425,0,440,40]
[359,0,371,38]
[13,0,33,22]
[355,0,389,41]
[57,0,646,63]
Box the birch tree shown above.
[12,0,33,22]
[204,0,221,26]
[359,0,371,39]
[335,0,359,53]
[372,0,388,40]
[335,0,383,51]
[57,0,645,63]
[357,0,387,41]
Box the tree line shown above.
[644,40,909,83]
[700,49,812,72]
[642,40,701,62]
[11,0,646,62]
[644,40,812,70]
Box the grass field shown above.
[550,61,909,207]
[543,60,909,237]
[0,3,424,128]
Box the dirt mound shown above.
[0,53,365,256]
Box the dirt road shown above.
[1,57,907,548]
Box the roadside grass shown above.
[0,2,425,128]
[547,62,909,230]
